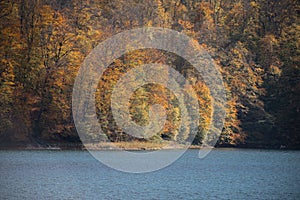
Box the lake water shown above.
[0,149,299,199]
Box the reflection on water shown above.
[0,149,299,200]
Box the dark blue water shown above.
[1,149,299,200]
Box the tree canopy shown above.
[0,0,299,149]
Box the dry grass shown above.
[84,141,166,150]
[83,141,201,150]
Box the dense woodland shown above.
[0,0,299,148]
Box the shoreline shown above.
[0,142,203,151]
[0,141,299,151]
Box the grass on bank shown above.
[83,141,201,150]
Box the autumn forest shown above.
[0,0,299,149]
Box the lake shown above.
[0,149,299,199]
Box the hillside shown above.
[0,0,299,149]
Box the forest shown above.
[0,0,299,149]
